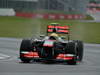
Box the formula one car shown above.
[19,23,84,65]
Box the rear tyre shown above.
[66,42,77,65]
[20,39,33,63]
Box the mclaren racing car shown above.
[19,23,84,65]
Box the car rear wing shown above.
[47,25,70,34]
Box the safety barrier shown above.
[16,12,85,19]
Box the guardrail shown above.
[16,12,85,20]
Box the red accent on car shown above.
[56,54,73,60]
[48,25,54,28]
[43,44,53,47]
[23,52,39,58]
[48,25,69,29]
[47,25,69,33]
[48,29,53,32]
[63,57,73,60]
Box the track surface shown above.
[0,38,100,75]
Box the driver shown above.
[49,33,59,40]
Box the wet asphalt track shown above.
[0,38,100,75]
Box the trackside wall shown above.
[0,8,15,16]
[16,12,85,20]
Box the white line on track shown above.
[0,53,10,59]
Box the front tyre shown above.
[66,42,77,65]
[20,39,33,63]
[67,59,77,65]
[75,40,84,61]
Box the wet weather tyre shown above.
[20,39,33,63]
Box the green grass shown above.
[0,16,100,44]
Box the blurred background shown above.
[0,0,100,43]
[0,0,99,14]
[0,0,88,14]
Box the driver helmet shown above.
[49,33,59,40]
[50,33,58,37]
